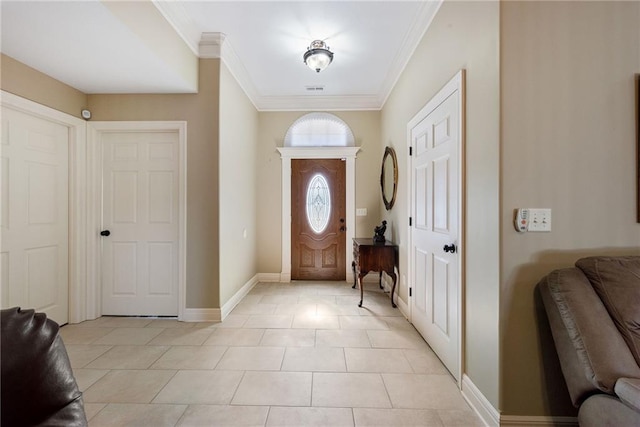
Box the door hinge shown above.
[409,287,412,297]
[409,217,412,226]
[409,146,413,156]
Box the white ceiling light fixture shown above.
[303,40,334,73]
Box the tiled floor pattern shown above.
[61,281,483,426]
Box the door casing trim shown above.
[87,121,187,320]
[277,147,360,282]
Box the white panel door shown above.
[410,74,463,381]
[101,130,179,316]
[1,106,69,324]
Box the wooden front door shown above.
[292,159,346,280]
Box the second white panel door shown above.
[101,130,179,316]
[410,73,463,382]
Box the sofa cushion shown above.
[615,378,640,412]
[576,256,640,365]
[579,394,640,427]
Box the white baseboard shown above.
[181,308,221,322]
[457,377,578,427]
[396,294,409,319]
[183,273,277,323]
[279,272,291,282]
[361,273,382,283]
[500,415,578,426]
[221,274,261,320]
[257,273,282,283]
[461,374,500,427]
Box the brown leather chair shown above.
[1,307,87,427]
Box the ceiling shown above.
[1,1,441,111]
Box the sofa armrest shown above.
[1,307,87,427]
[539,268,640,404]
[615,378,640,412]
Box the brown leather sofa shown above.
[539,256,640,426]
[1,307,87,427]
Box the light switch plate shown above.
[528,208,551,232]
[356,208,367,216]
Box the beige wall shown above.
[1,54,87,117]
[88,59,222,309]
[501,0,640,416]
[256,111,382,274]
[381,0,501,408]
[219,63,259,305]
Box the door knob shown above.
[443,243,456,253]
[340,226,346,232]
[100,230,111,237]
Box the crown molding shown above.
[154,0,443,111]
[199,32,224,59]
[378,0,443,108]
[254,95,381,112]
[219,36,261,109]
[151,0,201,56]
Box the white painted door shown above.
[1,106,69,325]
[410,72,464,381]
[101,130,179,316]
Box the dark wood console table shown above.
[352,238,399,308]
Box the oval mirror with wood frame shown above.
[380,146,398,210]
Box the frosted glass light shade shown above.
[303,40,334,73]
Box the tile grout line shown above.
[310,371,315,408]
[264,405,272,427]
[228,369,248,406]
[172,403,190,427]
[146,340,172,369]
[379,373,395,410]
[147,368,180,405]
[213,345,231,370]
[85,402,109,423]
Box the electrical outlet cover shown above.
[528,208,551,232]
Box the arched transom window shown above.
[284,112,355,147]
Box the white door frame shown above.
[406,70,465,385]
[0,91,88,324]
[87,121,187,320]
[277,147,360,282]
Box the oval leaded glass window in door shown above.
[306,174,331,233]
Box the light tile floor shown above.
[61,281,484,426]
